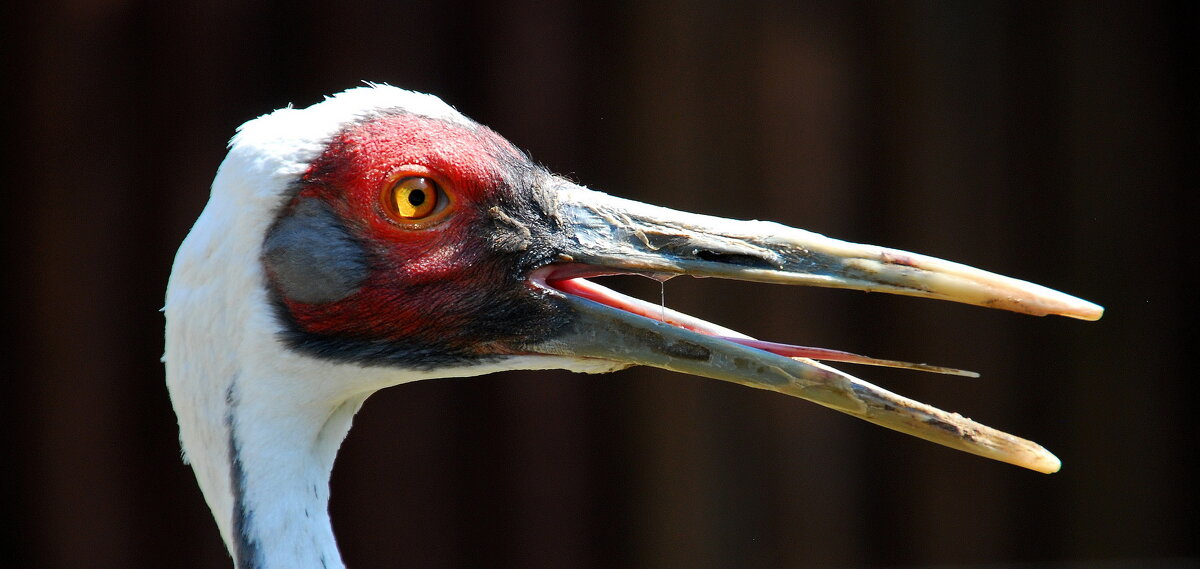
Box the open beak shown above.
[525,182,1103,474]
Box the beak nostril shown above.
[695,250,775,269]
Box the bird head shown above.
[260,107,579,369]
[169,85,1102,485]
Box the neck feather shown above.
[225,377,366,569]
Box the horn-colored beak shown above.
[524,183,1102,473]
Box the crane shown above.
[164,85,1103,569]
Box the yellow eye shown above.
[385,176,440,220]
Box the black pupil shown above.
[408,189,426,206]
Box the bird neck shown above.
[223,377,368,569]
[163,169,371,568]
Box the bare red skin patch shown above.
[271,113,553,357]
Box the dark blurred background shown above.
[2,1,1195,568]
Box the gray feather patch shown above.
[263,198,368,304]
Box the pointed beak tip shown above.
[1078,302,1105,322]
[1055,298,1104,321]
[1031,451,1063,474]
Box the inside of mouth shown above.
[548,275,978,377]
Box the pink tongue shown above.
[551,276,976,377]
[714,337,978,377]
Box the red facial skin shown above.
[273,114,555,358]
